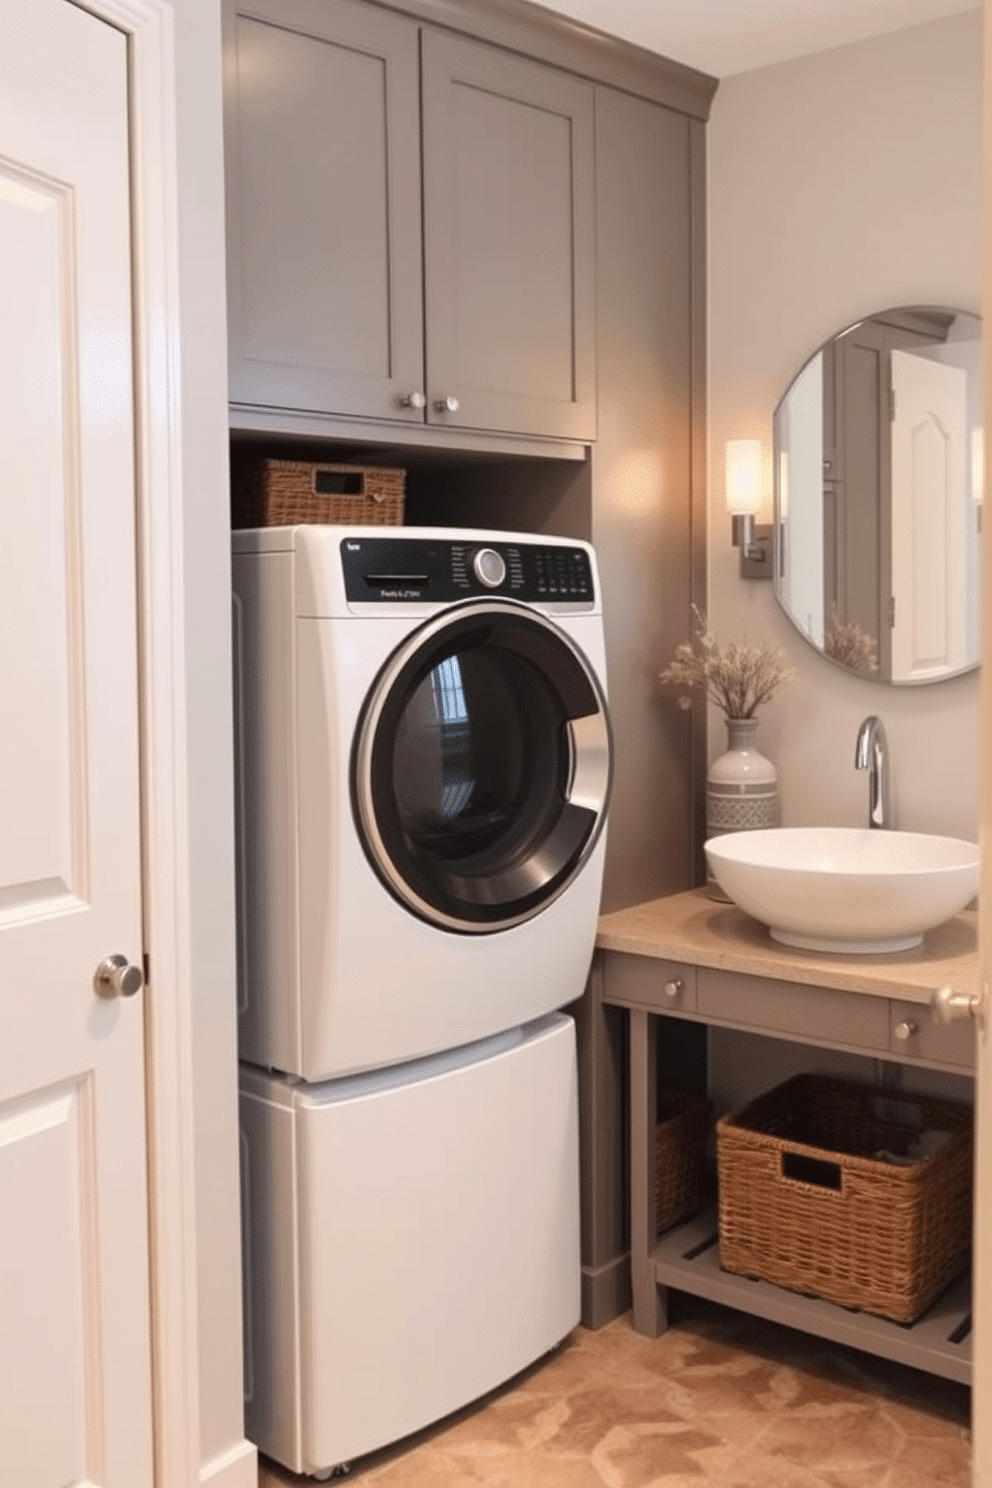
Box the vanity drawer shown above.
[889,999,976,1071]
[697,969,890,1052]
[602,953,697,1015]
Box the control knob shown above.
[472,547,506,589]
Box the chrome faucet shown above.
[854,715,889,829]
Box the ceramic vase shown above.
[706,717,780,900]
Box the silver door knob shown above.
[893,1020,917,1041]
[435,395,460,413]
[663,979,683,1001]
[94,954,143,1000]
[402,391,426,409]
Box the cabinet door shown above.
[224,0,425,423]
[421,31,596,441]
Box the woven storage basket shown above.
[655,1092,712,1235]
[716,1072,973,1323]
[246,459,405,528]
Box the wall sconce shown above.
[725,438,772,579]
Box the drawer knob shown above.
[894,1019,917,1041]
[435,394,460,414]
[402,391,426,410]
[663,979,683,1001]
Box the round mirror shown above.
[773,306,982,685]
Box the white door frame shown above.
[77,1,203,1483]
[977,14,992,1485]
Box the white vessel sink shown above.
[704,827,979,953]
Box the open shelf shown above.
[653,1204,972,1386]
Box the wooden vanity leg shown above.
[629,1008,668,1337]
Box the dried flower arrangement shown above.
[824,610,878,674]
[660,605,794,720]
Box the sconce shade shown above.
[725,439,763,515]
[726,438,762,549]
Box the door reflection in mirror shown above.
[774,307,982,685]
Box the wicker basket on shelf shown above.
[716,1072,973,1324]
[240,458,405,528]
[655,1091,712,1235]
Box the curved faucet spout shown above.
[854,715,889,829]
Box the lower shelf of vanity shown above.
[651,1204,972,1386]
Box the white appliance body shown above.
[231,524,612,1081]
[239,1012,580,1478]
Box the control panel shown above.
[340,536,595,605]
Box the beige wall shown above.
[707,10,982,842]
[172,0,253,1481]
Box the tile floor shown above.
[258,1296,971,1487]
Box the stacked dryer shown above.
[232,525,612,1479]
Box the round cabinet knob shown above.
[472,548,506,589]
[94,954,143,1000]
[663,979,683,1001]
[894,1019,918,1041]
[434,395,460,414]
[402,391,426,409]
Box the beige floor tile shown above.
[757,1402,906,1473]
[439,1448,613,1487]
[366,1445,492,1485]
[879,1437,973,1488]
[701,1451,838,1488]
[590,1419,728,1487]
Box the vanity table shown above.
[596,888,979,1384]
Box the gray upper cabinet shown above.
[224,0,425,424]
[223,0,596,442]
[420,30,595,440]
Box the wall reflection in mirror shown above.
[773,307,982,685]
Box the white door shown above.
[890,348,969,682]
[0,3,154,1485]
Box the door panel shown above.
[224,0,425,422]
[890,348,969,681]
[0,2,153,1483]
[0,1080,98,1484]
[421,30,596,440]
[0,164,88,920]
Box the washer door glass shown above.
[352,601,611,932]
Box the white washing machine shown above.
[231,524,612,1477]
[231,524,612,1080]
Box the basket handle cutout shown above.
[314,469,366,497]
[781,1151,842,1191]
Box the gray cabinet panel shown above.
[224,0,425,422]
[591,89,699,911]
[603,953,697,1014]
[697,968,890,1052]
[421,30,596,439]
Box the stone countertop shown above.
[596,887,979,1005]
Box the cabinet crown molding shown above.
[368,0,719,118]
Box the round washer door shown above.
[352,600,612,933]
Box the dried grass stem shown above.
[660,605,794,719]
